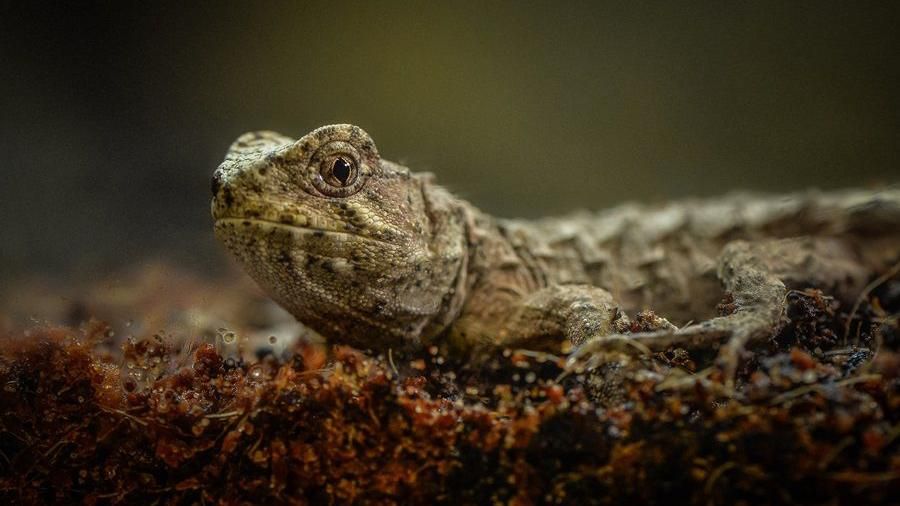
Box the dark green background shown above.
[2,2,898,281]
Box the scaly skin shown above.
[211,124,900,375]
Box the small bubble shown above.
[224,357,236,368]
[222,332,236,344]
[268,336,278,345]
[525,372,537,384]
[125,320,133,328]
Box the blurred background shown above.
[1,1,899,285]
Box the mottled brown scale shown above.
[212,124,900,380]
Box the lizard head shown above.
[211,124,468,352]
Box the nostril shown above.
[211,170,224,197]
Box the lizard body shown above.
[211,124,900,372]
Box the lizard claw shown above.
[564,332,652,373]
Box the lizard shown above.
[210,123,900,382]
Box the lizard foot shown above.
[569,237,879,390]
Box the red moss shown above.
[1,279,899,504]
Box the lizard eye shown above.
[318,154,359,190]
[326,156,356,187]
[308,138,369,197]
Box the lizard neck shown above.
[440,208,555,355]
[414,177,474,346]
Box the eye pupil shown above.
[332,158,352,186]
[315,151,361,195]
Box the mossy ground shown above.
[1,272,898,505]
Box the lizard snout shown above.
[210,169,224,197]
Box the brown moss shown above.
[1,280,899,504]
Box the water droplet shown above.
[222,331,236,344]
[268,335,277,345]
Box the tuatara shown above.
[211,124,900,377]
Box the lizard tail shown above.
[692,186,900,238]
[831,187,900,234]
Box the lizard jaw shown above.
[213,217,397,248]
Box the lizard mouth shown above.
[214,217,395,247]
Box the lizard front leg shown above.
[455,283,672,406]
[483,284,634,353]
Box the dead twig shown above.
[843,260,900,345]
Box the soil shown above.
[1,265,898,505]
